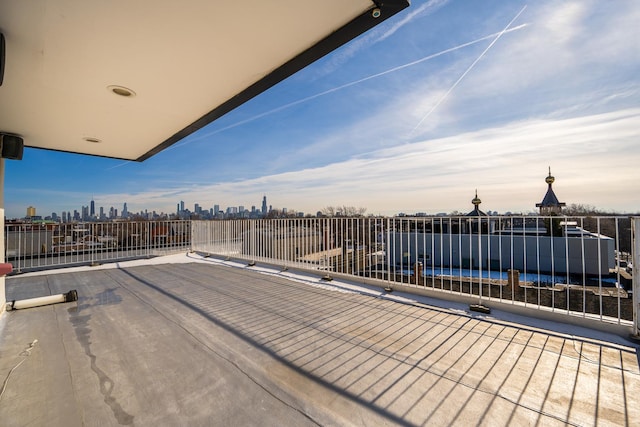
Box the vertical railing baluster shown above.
[597,218,603,320]
[614,217,621,324]
[580,217,587,318]
[632,217,640,338]
[564,218,570,314]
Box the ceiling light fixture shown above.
[83,137,102,143]
[107,85,136,97]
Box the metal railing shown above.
[5,220,190,272]
[5,216,638,332]
[192,216,636,330]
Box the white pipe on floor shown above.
[6,290,78,311]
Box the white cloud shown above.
[460,1,638,101]
[87,108,640,216]
[10,1,639,219]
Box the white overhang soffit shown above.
[0,0,410,162]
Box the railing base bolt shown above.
[469,304,491,314]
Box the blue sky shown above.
[6,0,640,218]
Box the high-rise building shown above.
[122,203,128,218]
[90,199,95,217]
[261,195,267,216]
[26,206,36,217]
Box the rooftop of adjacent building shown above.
[0,253,638,426]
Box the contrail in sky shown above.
[410,5,528,136]
[107,20,529,170]
[172,24,528,149]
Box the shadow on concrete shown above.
[102,263,637,426]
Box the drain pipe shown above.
[1,263,79,311]
[7,289,78,311]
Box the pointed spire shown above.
[472,189,481,206]
[545,166,555,185]
[536,167,565,214]
[466,190,486,216]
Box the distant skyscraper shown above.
[180,200,185,212]
[90,199,95,217]
[261,195,267,215]
[26,206,36,217]
[122,203,128,218]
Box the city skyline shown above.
[16,168,634,222]
[5,1,640,218]
[16,195,286,221]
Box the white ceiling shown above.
[0,0,409,161]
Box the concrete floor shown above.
[1,259,639,426]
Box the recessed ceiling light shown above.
[84,137,101,143]
[107,85,136,97]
